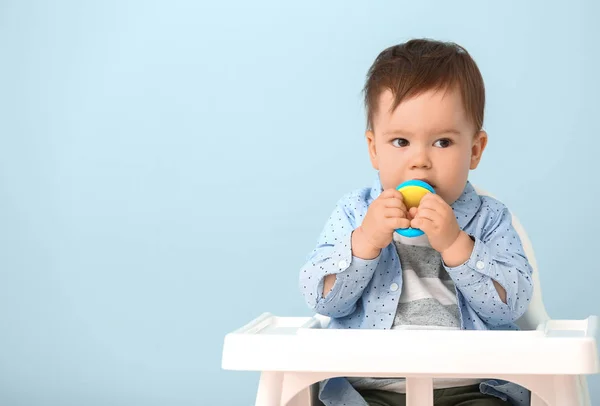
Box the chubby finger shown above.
[381,188,403,200]
[413,207,441,223]
[411,216,434,232]
[418,193,446,209]
[383,197,407,211]
[379,190,406,209]
[408,206,418,219]
[386,217,411,230]
[384,207,408,219]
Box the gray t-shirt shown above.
[391,232,460,329]
[348,232,482,393]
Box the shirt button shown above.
[476,261,485,270]
[338,260,348,269]
[390,283,399,292]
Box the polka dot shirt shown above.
[300,177,534,406]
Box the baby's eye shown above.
[391,138,409,147]
[433,138,453,148]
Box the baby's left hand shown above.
[409,194,461,253]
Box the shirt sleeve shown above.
[444,207,534,327]
[299,197,380,318]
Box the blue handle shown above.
[395,227,425,237]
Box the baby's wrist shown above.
[352,227,382,259]
[441,231,474,267]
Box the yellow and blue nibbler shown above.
[395,179,436,237]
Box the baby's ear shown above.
[366,130,379,170]
[470,130,488,170]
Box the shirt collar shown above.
[369,173,481,231]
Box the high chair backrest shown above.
[473,185,550,330]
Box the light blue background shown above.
[1,1,598,405]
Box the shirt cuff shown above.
[444,236,494,287]
[318,230,381,303]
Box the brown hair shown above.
[363,39,485,132]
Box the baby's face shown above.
[366,87,487,205]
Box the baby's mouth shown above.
[414,178,436,189]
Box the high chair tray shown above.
[222,313,599,375]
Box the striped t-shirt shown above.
[391,232,460,329]
[348,232,483,393]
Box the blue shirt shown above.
[299,177,534,405]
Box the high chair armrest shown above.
[536,315,598,338]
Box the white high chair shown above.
[222,187,599,406]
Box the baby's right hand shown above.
[358,189,410,249]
